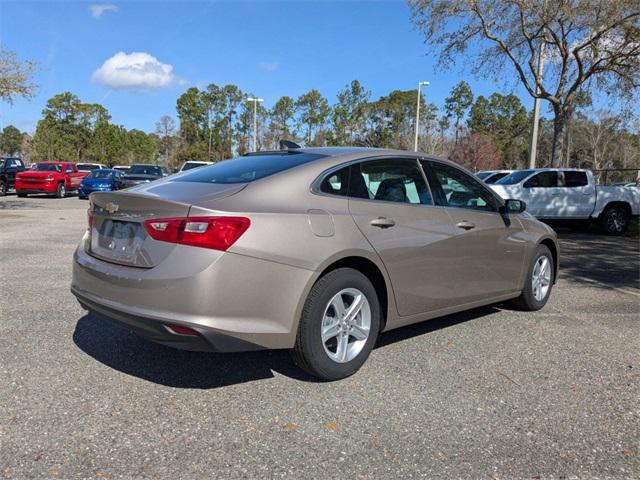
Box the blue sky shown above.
[1,0,535,134]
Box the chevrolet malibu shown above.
[71,147,558,380]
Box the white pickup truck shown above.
[490,168,640,235]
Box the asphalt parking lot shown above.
[1,194,638,479]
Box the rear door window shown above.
[348,158,432,205]
[562,171,588,187]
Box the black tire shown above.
[17,192,27,198]
[510,244,554,311]
[0,180,7,196]
[291,268,381,381]
[599,205,629,236]
[55,182,66,199]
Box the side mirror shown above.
[503,199,526,213]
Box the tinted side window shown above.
[349,159,432,205]
[319,166,350,196]
[65,164,74,173]
[524,172,558,188]
[425,161,499,212]
[563,171,588,187]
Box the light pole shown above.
[528,39,545,169]
[528,0,547,168]
[414,81,430,152]
[247,97,264,152]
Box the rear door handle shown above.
[370,217,396,229]
[456,221,476,231]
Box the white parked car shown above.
[112,165,130,173]
[179,161,214,172]
[476,170,514,184]
[491,168,640,235]
[77,163,106,173]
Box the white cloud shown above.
[92,52,177,91]
[259,61,279,72]
[89,4,118,19]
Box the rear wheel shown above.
[55,182,66,198]
[17,192,27,198]
[291,268,380,380]
[510,244,554,311]
[600,205,629,236]
[0,180,7,196]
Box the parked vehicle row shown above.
[71,146,559,381]
[488,168,640,235]
[10,162,171,199]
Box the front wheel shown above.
[0,180,7,196]
[510,244,554,311]
[600,206,629,236]
[291,268,381,380]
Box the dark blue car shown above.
[78,169,125,199]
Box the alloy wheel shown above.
[531,256,551,302]
[321,288,371,363]
[606,209,626,234]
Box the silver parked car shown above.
[71,147,558,380]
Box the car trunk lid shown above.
[88,183,246,268]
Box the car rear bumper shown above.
[73,289,263,352]
[71,233,314,352]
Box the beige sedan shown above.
[71,147,558,380]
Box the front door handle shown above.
[370,217,396,229]
[456,221,476,231]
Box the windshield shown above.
[35,163,62,173]
[484,172,510,184]
[78,164,101,171]
[495,170,535,185]
[175,153,326,184]
[88,170,115,179]
[128,165,162,176]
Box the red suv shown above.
[16,162,86,198]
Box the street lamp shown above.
[413,81,430,152]
[247,97,264,152]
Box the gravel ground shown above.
[1,194,638,479]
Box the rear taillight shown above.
[165,324,199,336]
[143,216,250,251]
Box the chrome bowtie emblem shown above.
[104,202,119,214]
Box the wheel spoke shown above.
[350,323,369,341]
[344,293,364,323]
[336,333,348,362]
[331,295,346,318]
[322,320,340,342]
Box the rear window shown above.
[175,153,326,184]
[128,165,163,175]
[78,164,101,171]
[89,170,115,179]
[563,171,588,187]
[35,163,62,172]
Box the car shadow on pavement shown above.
[556,230,640,291]
[73,305,501,389]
